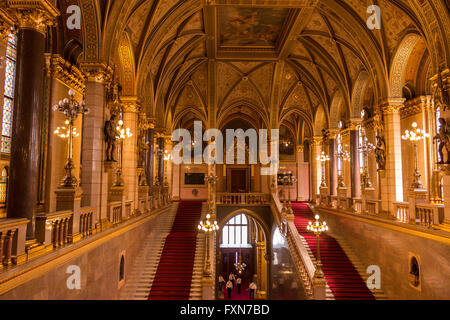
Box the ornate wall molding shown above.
[45,54,85,93]
[400,96,433,119]
[0,9,15,40]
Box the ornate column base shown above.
[361,187,376,215]
[313,277,327,300]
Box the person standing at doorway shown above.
[229,273,236,289]
[218,275,225,292]
[249,281,257,300]
[236,276,242,294]
[226,280,233,299]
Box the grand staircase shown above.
[148,201,203,300]
[292,202,376,300]
[120,205,177,300]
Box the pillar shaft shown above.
[349,122,361,198]
[7,28,46,239]
[382,100,405,214]
[79,62,112,226]
[157,136,165,184]
[122,97,140,210]
[145,128,154,194]
[328,134,338,196]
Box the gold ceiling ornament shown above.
[3,0,59,35]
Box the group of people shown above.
[218,273,257,300]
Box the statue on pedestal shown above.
[375,135,386,171]
[105,114,120,162]
[434,118,450,164]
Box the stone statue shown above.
[375,135,386,171]
[433,118,450,164]
[104,114,120,162]
[138,134,149,168]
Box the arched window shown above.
[119,255,125,281]
[1,34,17,154]
[221,213,250,248]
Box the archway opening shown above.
[217,212,268,300]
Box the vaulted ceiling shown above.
[93,0,449,139]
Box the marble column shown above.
[382,99,405,215]
[311,137,322,203]
[122,97,140,212]
[157,135,165,185]
[296,145,305,201]
[348,120,361,199]
[79,62,112,226]
[145,127,154,195]
[6,3,58,239]
[328,130,339,196]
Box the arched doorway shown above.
[217,210,270,299]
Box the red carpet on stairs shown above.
[291,202,375,300]
[148,201,203,300]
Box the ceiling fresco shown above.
[217,7,290,48]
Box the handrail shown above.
[270,193,323,299]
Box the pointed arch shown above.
[118,31,136,96]
[389,33,421,98]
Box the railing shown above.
[80,208,94,238]
[415,204,444,227]
[48,212,73,248]
[125,200,132,218]
[216,193,270,205]
[0,219,27,266]
[366,199,380,216]
[270,194,323,299]
[393,202,409,223]
[353,198,362,214]
[109,202,122,226]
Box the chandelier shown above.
[234,251,247,274]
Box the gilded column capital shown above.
[296,145,304,153]
[327,129,339,140]
[346,118,362,130]
[79,60,113,84]
[381,98,405,115]
[312,136,322,146]
[3,0,59,35]
[121,96,141,113]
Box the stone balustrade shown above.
[0,218,28,267]
[352,197,362,214]
[393,202,409,223]
[216,193,270,205]
[270,194,325,299]
[36,211,73,248]
[80,208,95,238]
[415,204,444,227]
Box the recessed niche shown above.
[408,253,421,291]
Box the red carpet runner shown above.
[148,201,203,300]
[292,203,375,300]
